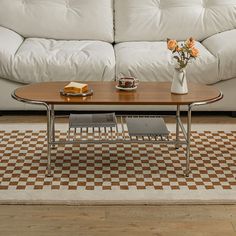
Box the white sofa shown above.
[0,0,236,111]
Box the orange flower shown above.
[190,47,199,57]
[185,37,195,48]
[167,39,177,51]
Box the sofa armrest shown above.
[0,26,24,80]
[0,26,24,60]
[202,29,236,81]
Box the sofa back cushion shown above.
[0,0,114,42]
[115,0,236,42]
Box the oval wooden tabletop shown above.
[13,81,222,106]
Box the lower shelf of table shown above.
[51,115,187,146]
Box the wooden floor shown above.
[0,205,236,236]
[1,114,236,235]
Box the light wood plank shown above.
[0,205,235,235]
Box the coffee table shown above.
[12,81,223,177]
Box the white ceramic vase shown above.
[171,68,188,94]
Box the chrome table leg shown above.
[175,105,180,149]
[46,105,52,177]
[185,105,192,177]
[50,104,56,149]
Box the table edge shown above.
[12,90,223,107]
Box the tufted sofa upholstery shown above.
[114,0,236,84]
[0,0,236,111]
[115,0,236,42]
[0,0,115,84]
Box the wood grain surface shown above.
[14,81,222,105]
[0,205,235,236]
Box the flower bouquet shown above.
[167,37,199,94]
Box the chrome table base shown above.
[46,105,191,177]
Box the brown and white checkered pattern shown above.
[0,130,236,191]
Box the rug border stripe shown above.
[0,190,236,205]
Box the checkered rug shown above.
[1,129,236,204]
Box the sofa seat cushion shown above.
[115,41,219,84]
[202,29,236,81]
[2,38,115,83]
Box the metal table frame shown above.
[12,91,223,177]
